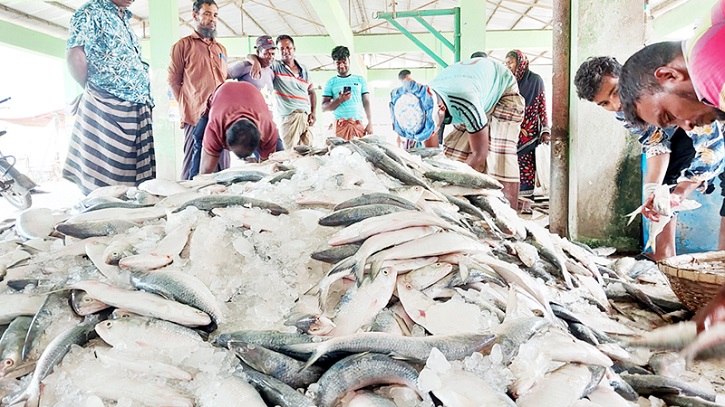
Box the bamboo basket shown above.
[658,251,725,312]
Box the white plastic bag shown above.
[534,143,551,198]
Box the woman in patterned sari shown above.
[505,50,550,214]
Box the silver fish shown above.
[234,364,310,407]
[229,341,323,388]
[174,194,288,215]
[316,353,423,407]
[0,316,32,376]
[319,204,407,227]
[22,291,81,362]
[3,315,98,407]
[56,219,139,239]
[333,192,418,211]
[130,270,224,325]
[291,331,495,370]
[95,316,203,350]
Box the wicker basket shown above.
[658,251,725,312]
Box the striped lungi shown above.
[63,85,156,195]
[443,83,524,182]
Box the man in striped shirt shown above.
[271,35,316,148]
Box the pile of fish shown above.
[0,136,723,407]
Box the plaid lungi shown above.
[443,83,525,182]
[281,110,312,148]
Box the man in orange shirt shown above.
[168,0,228,179]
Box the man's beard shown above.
[197,26,216,39]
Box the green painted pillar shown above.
[148,1,180,180]
[459,0,486,61]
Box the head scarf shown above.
[511,50,529,82]
[509,50,541,107]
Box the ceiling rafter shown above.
[298,1,325,35]
[230,0,265,35]
[246,0,323,29]
[510,0,540,29]
[0,4,67,32]
[267,0,298,36]
[498,0,552,10]
[355,0,438,34]
[486,0,503,25]
[494,1,552,28]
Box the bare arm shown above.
[465,126,490,172]
[362,93,373,134]
[321,91,351,112]
[643,154,670,185]
[66,46,88,86]
[308,88,317,126]
[199,150,220,175]
[246,54,262,80]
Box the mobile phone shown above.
[343,86,351,93]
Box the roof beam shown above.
[652,0,718,40]
[150,30,551,59]
[0,4,67,33]
[0,19,65,59]
[308,0,367,77]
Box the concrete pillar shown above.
[148,1,180,180]
[459,0,486,60]
[569,0,645,250]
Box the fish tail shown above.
[299,348,324,372]
[626,206,643,225]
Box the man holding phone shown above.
[322,46,373,140]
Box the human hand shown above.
[641,193,660,221]
[465,152,486,172]
[540,131,551,144]
[364,123,373,135]
[250,60,262,80]
[695,284,725,333]
[308,112,316,126]
[338,90,352,102]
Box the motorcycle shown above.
[0,97,37,209]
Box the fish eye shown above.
[83,297,93,303]
[405,283,413,290]
[3,359,13,368]
[104,321,113,328]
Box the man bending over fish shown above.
[616,0,725,338]
[429,57,526,209]
[574,56,724,261]
[199,82,280,174]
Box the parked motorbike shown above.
[0,97,37,209]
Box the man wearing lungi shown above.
[321,46,373,140]
[65,0,155,194]
[429,57,526,209]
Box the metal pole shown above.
[382,17,449,67]
[453,7,461,62]
[550,0,570,237]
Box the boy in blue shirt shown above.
[322,46,373,140]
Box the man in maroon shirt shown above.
[199,82,279,174]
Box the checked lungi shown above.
[63,85,156,195]
[443,83,525,182]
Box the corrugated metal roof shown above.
[0,0,555,68]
